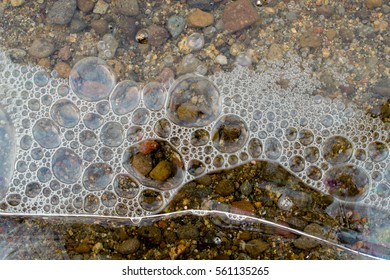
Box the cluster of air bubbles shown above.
[0,50,389,219]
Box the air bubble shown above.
[304,146,320,163]
[113,174,139,199]
[289,156,305,172]
[368,142,389,162]
[33,71,50,87]
[248,138,262,158]
[83,113,104,129]
[321,114,333,128]
[83,148,97,162]
[127,126,144,142]
[298,129,314,146]
[191,129,209,146]
[101,191,117,207]
[50,99,80,128]
[96,100,110,115]
[143,82,166,111]
[110,80,140,115]
[37,167,52,183]
[264,137,282,160]
[187,33,205,50]
[324,164,369,202]
[277,194,294,211]
[31,148,43,160]
[323,136,353,165]
[285,127,297,141]
[52,148,82,184]
[79,130,98,147]
[32,118,61,149]
[132,108,150,125]
[20,135,33,150]
[306,166,322,181]
[82,163,114,191]
[154,118,171,138]
[100,122,124,147]
[99,147,114,161]
[167,74,221,127]
[139,189,163,212]
[25,182,41,198]
[355,149,366,161]
[28,99,40,111]
[7,193,21,206]
[211,115,248,153]
[69,57,116,102]
[188,160,206,176]
[376,183,390,197]
[84,193,99,213]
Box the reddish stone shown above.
[222,0,259,33]
[231,200,255,215]
[139,140,159,155]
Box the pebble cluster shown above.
[0,49,389,218]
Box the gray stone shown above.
[176,224,199,240]
[115,0,140,17]
[28,38,55,59]
[8,48,27,62]
[167,15,185,38]
[245,239,269,258]
[188,0,219,11]
[47,0,76,25]
[117,238,140,255]
[339,28,354,43]
[293,223,326,250]
[239,180,253,196]
[70,18,87,33]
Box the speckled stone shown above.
[28,38,55,59]
[115,0,140,17]
[47,0,76,25]
[147,24,169,47]
[76,0,95,13]
[222,0,259,33]
[117,238,140,255]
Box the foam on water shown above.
[0,50,389,218]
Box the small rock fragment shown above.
[47,0,77,25]
[167,15,186,38]
[147,25,169,47]
[222,0,259,33]
[29,38,55,59]
[187,9,214,28]
[149,160,172,182]
[93,0,109,14]
[245,239,269,258]
[115,0,140,17]
[117,238,140,255]
[365,0,383,9]
[215,179,235,196]
[299,31,322,48]
[54,62,71,78]
[77,0,95,13]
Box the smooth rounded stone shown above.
[50,99,80,128]
[215,54,228,65]
[69,57,116,102]
[139,189,163,212]
[248,138,262,158]
[212,115,248,153]
[323,136,353,165]
[101,191,117,207]
[222,0,259,33]
[20,135,33,150]
[91,19,109,35]
[167,74,221,127]
[191,129,209,146]
[240,180,253,196]
[245,239,269,258]
[293,223,326,250]
[52,148,82,184]
[83,113,104,129]
[82,163,114,191]
[132,108,149,125]
[110,80,139,115]
[324,165,369,202]
[304,146,320,163]
[167,15,185,38]
[188,160,206,176]
[306,166,322,181]
[28,38,55,59]
[114,174,139,199]
[76,0,95,13]
[115,0,139,16]
[289,156,305,173]
[215,179,235,196]
[365,0,383,9]
[83,148,96,162]
[368,141,388,162]
[124,139,184,190]
[37,167,52,183]
[118,238,140,255]
[84,193,99,213]
[298,129,314,146]
[33,71,50,87]
[277,194,294,211]
[25,182,41,198]
[47,0,76,25]
[176,224,199,240]
[100,122,124,147]
[187,9,214,28]
[98,147,113,161]
[264,137,282,160]
[79,130,97,147]
[154,119,171,138]
[142,82,166,111]
[32,118,61,149]
[147,24,169,47]
[127,126,144,142]
[187,33,205,51]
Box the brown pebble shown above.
[222,0,259,33]
[29,38,55,59]
[187,9,214,28]
[147,24,169,47]
[245,239,269,258]
[365,0,382,9]
[54,62,71,78]
[91,19,109,35]
[231,200,255,215]
[238,231,252,241]
[149,160,172,182]
[215,179,235,196]
[77,0,95,13]
[117,238,140,255]
[326,29,337,40]
[74,243,91,254]
[58,45,71,61]
[177,102,199,123]
[132,153,153,176]
[37,58,51,68]
[299,31,322,48]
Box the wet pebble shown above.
[29,38,55,59]
[316,5,334,18]
[54,62,71,78]
[167,15,185,38]
[187,9,214,28]
[365,0,383,9]
[339,28,354,43]
[147,25,168,47]
[117,238,140,255]
[91,19,109,35]
[93,0,109,14]
[10,0,24,7]
[176,224,199,240]
[132,153,153,176]
[149,160,172,182]
[215,179,235,196]
[115,0,140,17]
[138,226,161,245]
[70,16,87,33]
[222,0,259,33]
[245,239,269,258]
[215,54,228,65]
[293,223,326,250]
[47,0,77,25]
[299,31,322,48]
[77,0,95,13]
[239,180,253,196]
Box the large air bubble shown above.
[368,141,389,162]
[143,82,166,111]
[50,99,80,128]
[69,57,116,102]
[211,115,248,153]
[123,139,185,190]
[323,136,353,165]
[110,80,140,115]
[0,106,16,200]
[264,137,282,160]
[324,164,369,202]
[32,118,61,149]
[82,163,114,191]
[167,74,221,127]
[113,174,139,199]
[52,148,82,184]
